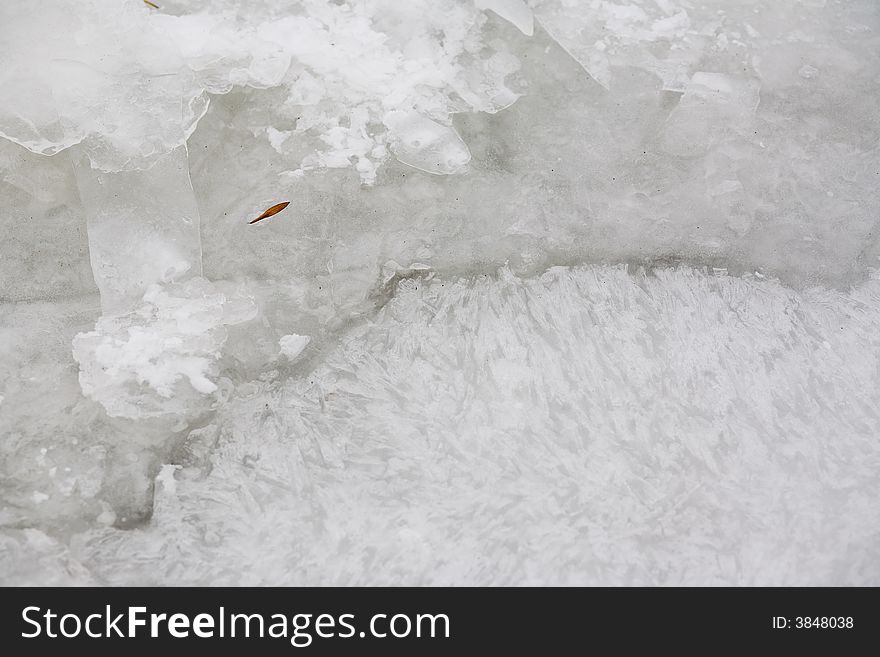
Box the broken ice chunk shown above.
[453,50,523,114]
[71,146,203,313]
[0,0,206,171]
[475,0,534,36]
[661,73,760,157]
[279,334,311,361]
[381,260,433,287]
[383,111,471,176]
[530,0,700,91]
[382,260,433,285]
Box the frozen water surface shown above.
[0,0,879,585]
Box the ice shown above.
[70,143,226,421]
[529,0,696,90]
[0,141,95,302]
[1,0,880,585]
[278,334,311,360]
[0,0,528,182]
[476,0,535,36]
[72,278,256,420]
[71,146,203,313]
[0,1,207,172]
[37,266,880,585]
[384,111,472,175]
[661,72,761,157]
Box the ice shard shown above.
[71,145,203,313]
[383,111,472,176]
[476,0,535,36]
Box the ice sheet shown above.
[1,0,879,586]
[11,266,880,585]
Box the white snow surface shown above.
[1,0,880,585]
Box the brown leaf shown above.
[249,201,291,224]
[143,0,160,8]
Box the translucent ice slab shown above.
[71,146,203,313]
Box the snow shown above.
[1,0,879,585]
[1,0,525,181]
[72,278,257,419]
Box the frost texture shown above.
[15,266,880,585]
